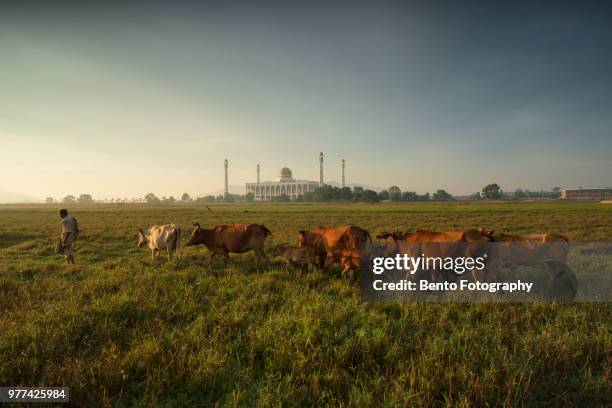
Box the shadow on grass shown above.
[0,231,37,249]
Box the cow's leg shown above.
[209,253,216,266]
[317,253,326,269]
[341,258,351,278]
[222,250,230,267]
[254,246,271,267]
[153,249,162,264]
[325,252,336,268]
[167,246,174,262]
[431,269,439,284]
[546,262,577,300]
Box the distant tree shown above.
[62,195,76,204]
[402,191,430,201]
[296,191,315,202]
[216,195,225,202]
[433,189,453,201]
[313,185,339,201]
[181,193,192,202]
[352,186,364,201]
[162,196,176,203]
[245,192,255,202]
[78,194,94,203]
[144,193,160,203]
[272,193,290,202]
[482,183,502,200]
[338,187,353,201]
[379,190,390,200]
[402,191,419,201]
[362,189,381,203]
[388,186,402,201]
[223,194,236,203]
[470,192,482,200]
[45,197,54,204]
[514,188,526,199]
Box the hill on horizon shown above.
[0,190,42,204]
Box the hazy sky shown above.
[1,1,611,198]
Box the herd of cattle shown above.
[137,222,576,296]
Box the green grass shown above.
[0,202,610,407]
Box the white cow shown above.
[137,224,182,262]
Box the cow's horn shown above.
[193,222,201,228]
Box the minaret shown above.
[341,159,345,188]
[224,159,228,195]
[257,164,260,184]
[319,152,324,186]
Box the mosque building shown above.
[238,152,345,201]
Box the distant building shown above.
[560,187,612,200]
[245,167,319,201]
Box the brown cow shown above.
[271,244,318,272]
[491,233,570,266]
[339,247,368,278]
[298,226,371,274]
[489,232,576,299]
[394,228,495,282]
[186,223,271,265]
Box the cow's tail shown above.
[260,224,272,236]
[175,225,182,260]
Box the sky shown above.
[1,1,611,199]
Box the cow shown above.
[297,225,372,276]
[490,233,570,266]
[376,231,397,244]
[393,227,495,282]
[489,232,576,299]
[186,223,271,265]
[137,224,182,262]
[270,244,318,272]
[374,230,410,257]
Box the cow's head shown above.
[463,227,496,244]
[376,232,395,243]
[297,230,309,247]
[137,228,147,247]
[186,222,206,246]
[479,226,495,241]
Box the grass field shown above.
[0,202,610,406]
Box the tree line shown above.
[45,184,561,205]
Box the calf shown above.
[271,245,318,272]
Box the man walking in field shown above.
[57,208,79,264]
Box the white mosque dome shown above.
[276,167,295,182]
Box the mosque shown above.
[224,153,346,201]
